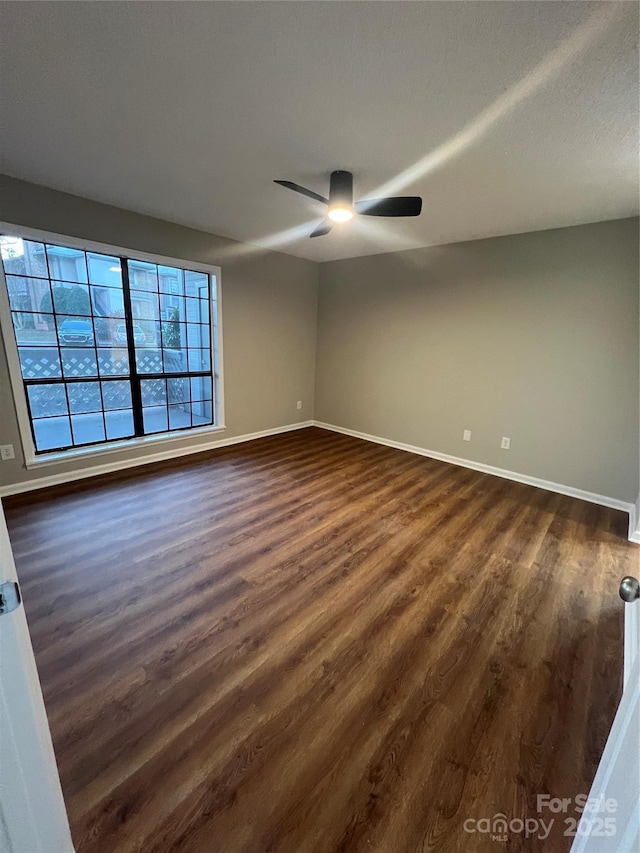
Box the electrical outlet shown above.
[501,436,511,450]
[463,429,471,442]
[296,400,302,410]
[0,444,15,461]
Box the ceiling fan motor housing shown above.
[329,170,353,206]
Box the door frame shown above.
[0,500,73,852]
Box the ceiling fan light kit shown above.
[328,207,354,222]
[274,170,422,238]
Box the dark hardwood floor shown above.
[4,427,637,853]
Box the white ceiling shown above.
[0,1,637,263]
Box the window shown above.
[0,231,221,459]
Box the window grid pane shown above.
[1,239,49,279]
[46,244,88,283]
[2,233,216,454]
[51,282,91,316]
[71,413,106,446]
[6,275,53,312]
[105,409,135,440]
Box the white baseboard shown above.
[313,420,636,531]
[0,421,313,498]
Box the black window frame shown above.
[0,233,218,456]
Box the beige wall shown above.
[0,176,319,488]
[315,219,639,503]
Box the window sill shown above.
[25,424,227,470]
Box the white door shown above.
[570,584,640,853]
[0,501,73,853]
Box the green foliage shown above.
[40,285,91,318]
[162,307,182,349]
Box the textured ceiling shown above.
[0,1,637,263]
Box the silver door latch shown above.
[0,581,21,615]
[620,576,640,603]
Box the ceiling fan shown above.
[274,170,422,238]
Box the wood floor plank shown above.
[4,426,637,853]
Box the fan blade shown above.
[354,197,422,217]
[310,220,333,238]
[274,180,328,204]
